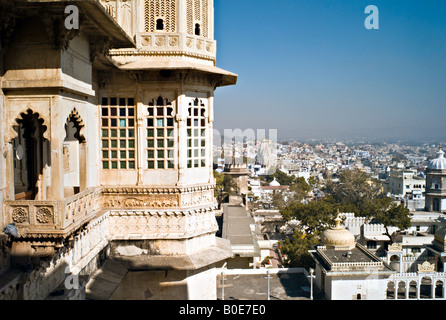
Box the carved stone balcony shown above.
[110,33,217,63]
[4,188,101,240]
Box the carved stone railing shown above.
[110,32,216,62]
[4,188,100,239]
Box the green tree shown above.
[280,230,319,269]
[373,203,412,243]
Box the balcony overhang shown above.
[9,0,135,49]
[118,59,238,87]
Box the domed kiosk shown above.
[425,147,446,212]
[320,216,356,250]
[309,214,395,300]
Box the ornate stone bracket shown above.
[90,36,113,63]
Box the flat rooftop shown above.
[216,271,325,300]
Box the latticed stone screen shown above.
[144,0,176,32]
[101,97,136,170]
[186,0,208,37]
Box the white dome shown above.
[428,148,446,170]
[320,216,355,250]
[269,178,280,186]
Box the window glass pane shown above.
[128,129,134,137]
[147,139,154,148]
[168,161,174,169]
[147,150,154,158]
[157,129,164,137]
[101,98,108,105]
[119,106,126,115]
[120,140,126,148]
[128,161,135,169]
[110,97,117,105]
[128,98,134,105]
[102,140,109,148]
[187,129,192,137]
[120,161,126,169]
[157,107,164,116]
[157,139,164,148]
[111,107,117,116]
[194,149,198,157]
[201,139,206,147]
[148,107,154,116]
[102,150,108,158]
[201,149,205,157]
[111,151,117,159]
[148,161,154,169]
[194,160,199,168]
[120,129,126,137]
[128,108,134,116]
[128,151,135,159]
[147,118,154,126]
[102,107,108,116]
[194,139,199,147]
[128,140,135,148]
[111,119,117,127]
[201,129,205,137]
[102,161,109,169]
[187,160,192,168]
[157,119,164,127]
[111,140,117,148]
[119,119,126,127]
[157,150,164,158]
[201,160,205,167]
[111,161,118,169]
[119,98,126,106]
[167,129,173,137]
[167,140,174,148]
[158,161,164,169]
[167,118,173,126]
[147,129,154,137]
[102,119,108,126]
[128,119,134,127]
[110,129,117,137]
[120,151,126,159]
[102,129,108,137]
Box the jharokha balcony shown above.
[4,188,101,246]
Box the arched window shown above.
[12,109,48,200]
[147,97,175,169]
[195,23,200,35]
[433,198,440,211]
[156,18,164,30]
[100,97,136,170]
[187,98,206,168]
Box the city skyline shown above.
[213,0,446,141]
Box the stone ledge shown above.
[112,237,232,271]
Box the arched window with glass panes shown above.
[187,98,206,168]
[147,97,175,169]
[100,97,136,170]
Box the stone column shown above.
[50,96,64,200]
[176,89,187,186]
[136,88,144,185]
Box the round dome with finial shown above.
[320,213,355,250]
[428,145,446,170]
[269,177,280,187]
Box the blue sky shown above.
[212,0,446,141]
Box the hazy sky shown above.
[212,0,446,141]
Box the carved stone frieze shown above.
[12,207,28,224]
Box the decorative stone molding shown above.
[12,207,28,224]
[36,207,53,224]
[388,243,403,252]
[418,261,435,273]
